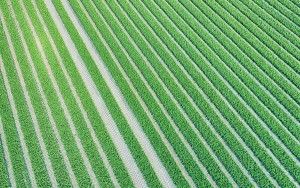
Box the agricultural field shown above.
[0,0,299,187]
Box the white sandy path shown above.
[45,0,176,187]
[29,0,120,187]
[78,0,196,187]
[44,0,146,187]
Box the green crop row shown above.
[168,0,299,184]
[0,71,12,187]
[0,26,10,187]
[50,0,165,186]
[2,0,117,186]
[20,1,118,186]
[184,0,299,118]
[101,1,234,187]
[0,1,55,186]
[115,0,288,186]
[67,0,252,186]
[2,0,140,186]
[0,130,9,187]
[178,0,299,141]
[255,0,300,31]
[72,0,288,186]
[68,0,215,186]
[222,0,300,79]
[0,27,31,187]
[200,0,300,156]
[71,0,196,186]
[231,0,300,62]
[0,139,9,187]
[245,0,300,49]
[207,0,300,89]
[0,0,299,187]
[34,1,135,187]
[182,0,300,144]
[175,0,300,146]
[171,0,297,158]
[177,0,300,131]
[102,0,258,186]
[131,0,299,186]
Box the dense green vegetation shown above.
[0,0,299,187]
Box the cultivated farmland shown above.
[0,0,299,187]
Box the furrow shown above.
[106,1,235,187]
[174,0,300,150]
[0,24,31,188]
[57,1,175,186]
[23,0,121,184]
[31,3,120,187]
[249,0,300,48]
[0,29,37,186]
[235,0,300,61]
[125,0,280,187]
[177,0,300,163]
[262,0,300,28]
[19,1,101,187]
[99,0,244,187]
[118,2,272,186]
[110,1,249,186]
[75,0,195,186]
[34,0,134,186]
[0,0,299,187]
[211,0,300,88]
[1,1,84,186]
[164,0,300,134]
[85,0,213,186]
[224,0,300,74]
[4,3,58,186]
[192,0,300,106]
[178,0,300,126]
[138,0,300,185]
[44,0,150,187]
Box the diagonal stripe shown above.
[88,1,219,187]
[43,0,149,187]
[101,1,231,186]
[0,108,16,187]
[29,0,121,186]
[118,2,260,185]
[143,1,299,183]
[1,3,79,187]
[17,1,100,187]
[0,0,299,187]
[78,1,196,186]
[55,1,175,186]
[0,37,37,187]
[1,5,58,185]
